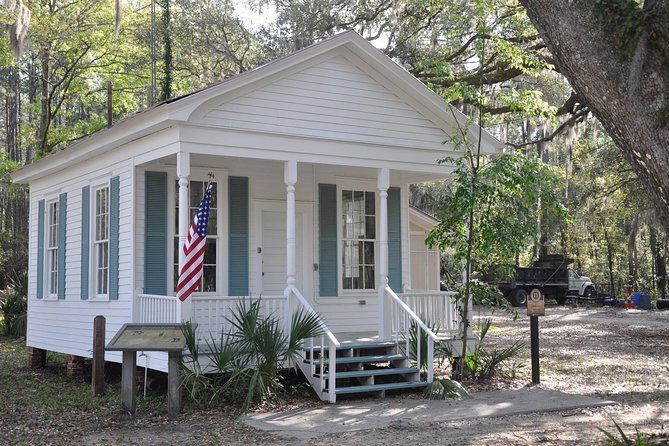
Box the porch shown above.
[137,288,463,402]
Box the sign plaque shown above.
[106,323,190,418]
[106,324,187,352]
[527,288,545,316]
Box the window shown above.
[341,189,375,290]
[46,201,59,297]
[93,186,109,297]
[174,180,217,293]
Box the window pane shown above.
[208,210,217,235]
[363,241,374,264]
[209,182,217,207]
[365,216,376,239]
[190,181,203,206]
[364,266,375,289]
[365,192,375,215]
[204,239,216,263]
[202,266,216,292]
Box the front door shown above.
[255,201,313,301]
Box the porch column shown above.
[177,151,192,321]
[377,168,391,339]
[285,160,297,290]
[284,161,297,332]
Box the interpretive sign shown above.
[106,323,190,418]
[106,324,187,352]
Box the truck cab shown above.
[568,269,597,299]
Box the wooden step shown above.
[316,367,418,380]
[304,354,406,366]
[309,341,398,351]
[329,381,430,395]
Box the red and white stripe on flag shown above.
[176,182,213,302]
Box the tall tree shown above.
[519,0,669,232]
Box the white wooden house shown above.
[12,31,498,402]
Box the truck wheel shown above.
[511,289,528,307]
[555,296,567,305]
[584,286,597,299]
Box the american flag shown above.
[176,182,213,302]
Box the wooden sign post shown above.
[527,288,544,384]
[106,323,189,418]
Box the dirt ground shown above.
[3,304,669,445]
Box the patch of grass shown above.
[0,337,121,414]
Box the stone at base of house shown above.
[27,347,47,368]
[67,355,86,378]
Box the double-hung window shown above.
[93,186,109,297]
[341,189,376,290]
[174,180,218,293]
[46,201,59,297]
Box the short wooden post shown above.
[121,351,137,414]
[92,315,106,396]
[167,350,181,418]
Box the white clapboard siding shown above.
[26,160,135,361]
[201,55,449,150]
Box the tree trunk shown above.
[604,227,615,297]
[6,66,21,163]
[37,47,51,155]
[520,0,669,232]
[627,216,639,289]
[650,225,667,298]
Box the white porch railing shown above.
[387,286,440,383]
[191,295,287,344]
[398,290,460,336]
[286,285,340,404]
[137,294,181,323]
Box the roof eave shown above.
[11,106,171,184]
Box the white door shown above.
[255,201,313,300]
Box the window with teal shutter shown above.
[144,172,167,295]
[57,193,67,299]
[81,186,90,300]
[319,184,338,296]
[229,176,248,296]
[36,199,45,299]
[387,187,402,293]
[109,176,120,300]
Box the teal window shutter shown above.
[81,186,90,300]
[109,176,120,300]
[144,172,167,295]
[229,176,249,296]
[37,199,45,299]
[388,187,402,293]
[57,193,67,299]
[319,184,338,296]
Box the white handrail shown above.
[386,286,439,341]
[385,286,436,382]
[286,285,340,348]
[286,285,339,403]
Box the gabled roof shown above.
[12,30,500,184]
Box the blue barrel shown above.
[633,292,641,306]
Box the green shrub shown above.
[0,273,27,337]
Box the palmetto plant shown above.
[181,297,323,410]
